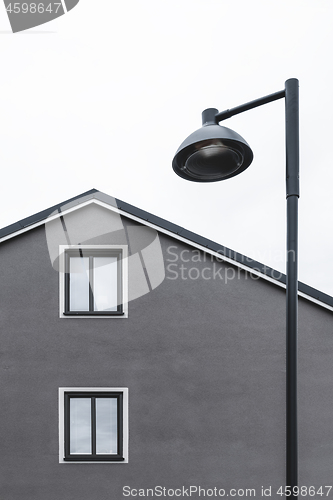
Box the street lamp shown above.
[172,78,299,497]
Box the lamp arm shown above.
[214,79,299,199]
[215,89,285,123]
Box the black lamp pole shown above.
[172,78,299,497]
[285,79,299,495]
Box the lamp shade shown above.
[172,116,253,182]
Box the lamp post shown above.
[172,78,299,497]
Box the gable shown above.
[0,189,332,312]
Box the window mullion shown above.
[91,397,96,456]
[89,256,94,312]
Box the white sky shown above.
[0,0,332,297]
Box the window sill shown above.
[63,311,125,316]
[64,456,125,462]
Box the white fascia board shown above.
[1,198,332,312]
[297,292,333,312]
[0,199,98,243]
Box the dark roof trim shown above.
[115,197,332,309]
[0,189,332,309]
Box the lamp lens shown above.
[183,145,243,180]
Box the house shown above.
[0,189,332,500]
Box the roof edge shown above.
[0,189,98,239]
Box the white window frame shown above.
[59,387,129,463]
[59,245,128,318]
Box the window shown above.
[59,388,128,463]
[59,246,128,318]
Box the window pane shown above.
[70,398,91,454]
[70,257,89,311]
[93,257,118,311]
[96,398,118,454]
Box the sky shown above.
[0,0,332,297]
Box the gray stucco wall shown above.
[0,206,332,499]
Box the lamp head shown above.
[172,108,253,182]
